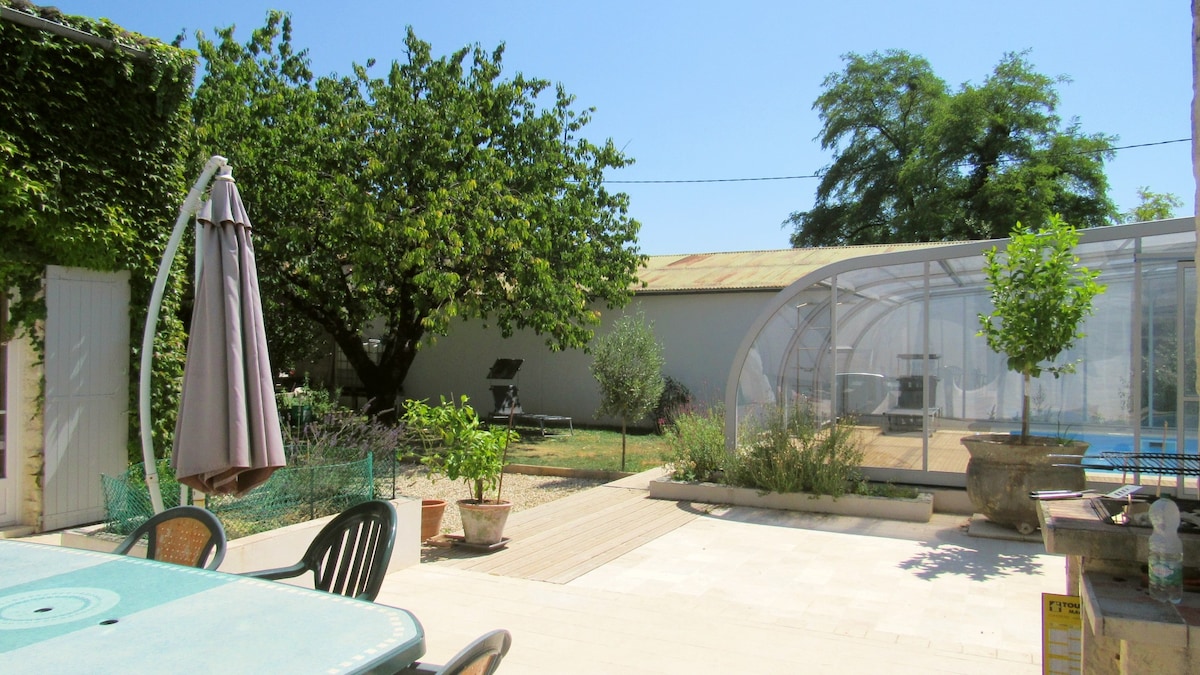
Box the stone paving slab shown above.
[379,470,1066,673]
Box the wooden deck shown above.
[858,427,970,472]
[424,473,707,584]
[423,432,973,585]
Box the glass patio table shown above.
[0,539,424,673]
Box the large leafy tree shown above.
[789,50,1116,246]
[192,13,643,416]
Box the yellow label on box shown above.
[1042,593,1081,675]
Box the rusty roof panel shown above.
[636,244,955,293]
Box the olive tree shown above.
[590,312,665,470]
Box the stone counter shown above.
[1040,497,1200,673]
[1080,573,1200,674]
[1040,497,1200,585]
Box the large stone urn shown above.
[961,434,1088,534]
[458,499,513,546]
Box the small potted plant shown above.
[403,395,519,546]
[962,215,1105,533]
[279,385,314,428]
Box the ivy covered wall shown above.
[0,0,196,461]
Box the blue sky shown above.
[61,1,1194,255]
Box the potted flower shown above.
[963,215,1105,534]
[403,395,519,546]
[280,385,315,428]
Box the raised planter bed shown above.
[61,497,421,574]
[648,478,934,523]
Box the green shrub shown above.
[664,405,726,481]
[653,376,693,434]
[402,395,519,502]
[730,402,864,497]
[283,399,406,468]
[850,478,920,499]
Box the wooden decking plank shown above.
[485,500,699,580]
[448,492,664,575]
[436,490,650,571]
[477,497,689,577]
[537,504,704,583]
[429,475,706,583]
[471,505,698,582]
[501,486,646,534]
[860,429,969,472]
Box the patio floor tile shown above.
[379,469,1065,673]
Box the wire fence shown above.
[102,453,385,540]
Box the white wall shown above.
[403,291,776,427]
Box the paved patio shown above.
[378,469,1066,674]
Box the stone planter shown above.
[648,479,933,522]
[458,499,512,546]
[961,433,1088,535]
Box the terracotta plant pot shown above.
[457,499,512,546]
[962,433,1088,534]
[420,499,447,542]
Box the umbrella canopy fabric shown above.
[171,169,285,495]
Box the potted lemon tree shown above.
[962,215,1105,534]
[403,395,519,547]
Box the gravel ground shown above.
[391,467,608,536]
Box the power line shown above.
[606,172,822,185]
[603,137,1192,185]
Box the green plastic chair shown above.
[242,500,397,602]
[398,629,512,675]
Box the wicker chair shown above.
[112,505,227,570]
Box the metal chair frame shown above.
[112,505,227,570]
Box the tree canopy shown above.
[1121,187,1182,223]
[191,12,644,415]
[788,50,1116,246]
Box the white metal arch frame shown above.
[722,218,1197,461]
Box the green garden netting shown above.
[102,455,375,540]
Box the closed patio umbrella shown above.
[170,163,285,495]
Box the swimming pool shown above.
[979,429,1195,473]
[1062,432,1199,474]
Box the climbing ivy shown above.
[0,1,196,461]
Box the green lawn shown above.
[503,427,670,473]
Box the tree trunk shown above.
[620,418,627,472]
[330,326,421,421]
[1021,370,1031,443]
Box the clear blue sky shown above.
[61,1,1195,255]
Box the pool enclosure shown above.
[725,217,1198,489]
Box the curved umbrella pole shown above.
[138,155,227,514]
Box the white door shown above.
[41,267,130,530]
[0,291,16,526]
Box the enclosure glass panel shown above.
[728,219,1196,488]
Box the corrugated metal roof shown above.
[636,244,956,293]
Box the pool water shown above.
[1062,432,1198,473]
